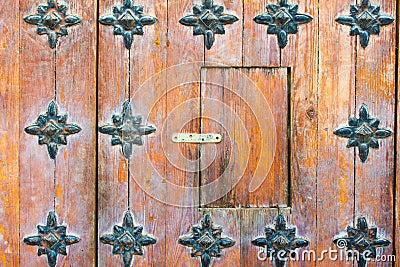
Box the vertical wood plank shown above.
[128,0,167,266]
[279,0,318,266]
[97,0,129,265]
[317,0,356,266]
[55,0,97,265]
[201,209,241,267]
[243,0,280,66]
[354,0,396,265]
[165,1,204,266]
[204,0,243,66]
[19,0,57,265]
[396,4,400,265]
[200,67,288,208]
[0,0,19,265]
[240,208,293,267]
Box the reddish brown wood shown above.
[204,0,243,66]
[97,0,129,263]
[200,67,289,208]
[165,1,203,266]
[19,0,57,265]
[127,0,167,266]
[316,0,356,266]
[201,209,241,267]
[354,0,396,265]
[280,0,318,266]
[240,208,291,267]
[0,0,19,265]
[55,0,97,264]
[243,0,280,66]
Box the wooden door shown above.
[0,0,398,266]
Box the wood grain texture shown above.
[316,0,356,266]
[97,0,130,264]
[128,0,167,266]
[165,1,203,266]
[396,3,400,264]
[280,0,318,266]
[200,67,288,208]
[55,0,97,264]
[243,0,280,66]
[204,0,243,66]
[19,0,57,266]
[200,209,241,267]
[354,0,396,265]
[240,208,291,267]
[0,0,19,265]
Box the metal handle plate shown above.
[172,133,222,143]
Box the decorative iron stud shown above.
[333,104,392,163]
[24,0,81,48]
[253,0,313,49]
[335,0,394,48]
[24,101,81,159]
[99,0,157,49]
[178,214,235,267]
[98,100,156,159]
[333,216,391,267]
[179,0,239,50]
[100,211,157,267]
[23,211,80,267]
[251,214,309,267]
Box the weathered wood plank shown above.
[243,0,280,66]
[97,0,130,265]
[204,0,243,66]
[201,209,241,267]
[317,0,356,266]
[165,1,203,266]
[279,0,318,266]
[127,0,167,266]
[0,0,19,265]
[19,0,58,265]
[396,5,400,265]
[240,208,292,267]
[354,0,396,265]
[54,0,97,264]
[200,67,288,208]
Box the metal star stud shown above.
[24,0,81,48]
[333,104,392,163]
[179,0,239,50]
[336,0,395,48]
[23,211,80,267]
[333,216,391,267]
[99,0,157,49]
[253,0,313,49]
[252,214,309,267]
[178,214,235,267]
[24,101,81,159]
[99,100,156,159]
[100,211,157,267]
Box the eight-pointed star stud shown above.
[23,211,80,267]
[335,0,395,48]
[333,104,392,163]
[178,214,235,267]
[253,0,313,49]
[333,216,391,267]
[100,211,157,267]
[179,0,239,50]
[99,0,157,49]
[24,101,82,159]
[252,214,309,267]
[24,0,81,49]
[98,100,156,159]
